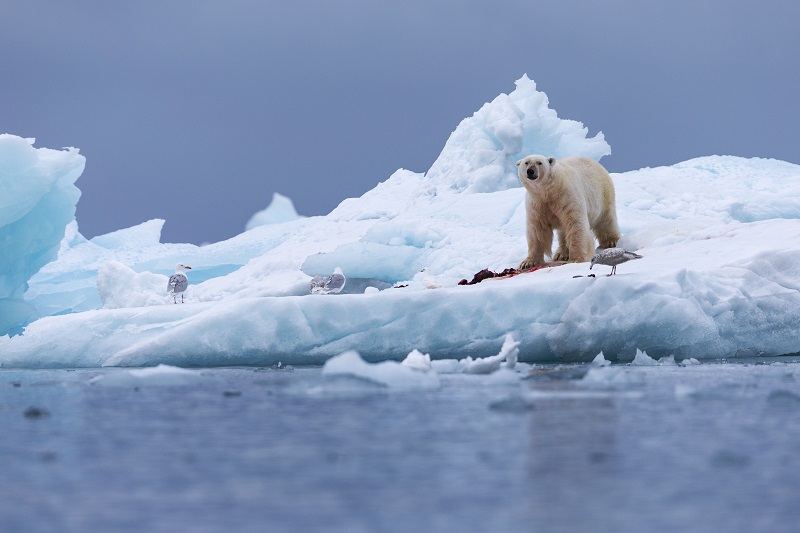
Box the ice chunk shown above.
[322,351,439,390]
[631,349,658,366]
[592,353,612,366]
[401,349,433,372]
[430,359,467,374]
[442,335,521,375]
[90,364,207,387]
[500,334,520,369]
[97,261,170,309]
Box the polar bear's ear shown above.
[548,157,556,166]
[515,159,522,167]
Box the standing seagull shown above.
[419,267,442,289]
[310,267,346,294]
[167,263,192,303]
[590,248,643,276]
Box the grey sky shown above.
[2,1,798,244]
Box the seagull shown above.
[590,248,643,276]
[310,267,346,294]
[420,268,442,289]
[167,263,192,303]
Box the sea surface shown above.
[2,358,800,533]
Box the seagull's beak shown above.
[185,265,192,270]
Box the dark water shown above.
[2,359,800,533]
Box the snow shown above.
[2,75,800,368]
[97,260,172,309]
[423,75,610,196]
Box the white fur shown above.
[516,155,620,269]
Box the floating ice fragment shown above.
[430,359,467,374]
[631,349,658,366]
[464,339,515,374]
[499,333,520,370]
[657,355,678,366]
[401,349,433,372]
[322,351,439,390]
[427,335,520,375]
[462,355,503,375]
[592,352,612,366]
[90,364,206,387]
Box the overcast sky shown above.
[2,1,798,244]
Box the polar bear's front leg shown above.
[519,221,552,270]
[552,228,569,261]
[564,220,594,263]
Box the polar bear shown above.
[516,155,620,270]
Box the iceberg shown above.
[0,135,84,335]
[2,76,800,368]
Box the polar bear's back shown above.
[554,156,615,221]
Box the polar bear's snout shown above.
[526,166,538,180]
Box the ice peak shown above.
[422,75,610,197]
[245,192,303,231]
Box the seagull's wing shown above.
[168,273,188,293]
[324,273,346,293]
[606,248,626,259]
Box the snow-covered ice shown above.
[245,192,304,231]
[2,76,800,368]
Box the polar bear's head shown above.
[516,155,556,187]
